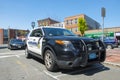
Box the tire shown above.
[25,47,31,58]
[44,50,58,72]
[107,45,113,49]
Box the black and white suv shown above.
[25,26,106,71]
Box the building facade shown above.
[0,28,28,44]
[0,29,4,44]
[84,27,120,41]
[50,22,65,28]
[38,18,59,27]
[64,14,100,32]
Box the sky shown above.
[0,0,120,30]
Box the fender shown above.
[42,45,57,61]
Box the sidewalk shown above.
[0,44,8,49]
[104,48,120,67]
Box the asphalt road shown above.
[0,48,120,80]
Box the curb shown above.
[103,62,120,68]
[0,44,8,49]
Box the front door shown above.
[28,29,43,55]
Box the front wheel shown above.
[44,50,58,72]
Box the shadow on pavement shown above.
[31,56,44,65]
[59,63,110,76]
[26,53,110,75]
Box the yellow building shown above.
[64,14,100,32]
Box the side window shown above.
[30,29,43,37]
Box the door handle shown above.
[33,39,35,41]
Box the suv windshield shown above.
[43,28,76,36]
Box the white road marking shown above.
[16,55,20,58]
[0,55,16,58]
[0,53,12,55]
[0,54,24,59]
[44,70,59,80]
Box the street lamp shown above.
[31,22,35,29]
[101,7,106,41]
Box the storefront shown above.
[85,32,114,38]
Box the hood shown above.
[48,36,95,41]
[14,42,25,45]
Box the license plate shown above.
[89,53,96,59]
[18,46,21,48]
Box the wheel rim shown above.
[45,52,52,68]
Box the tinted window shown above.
[43,28,76,36]
[30,29,43,37]
[10,39,22,43]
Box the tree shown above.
[17,30,26,36]
[78,18,88,36]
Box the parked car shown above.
[8,39,26,50]
[103,37,118,49]
[25,26,106,72]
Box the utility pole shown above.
[101,7,106,41]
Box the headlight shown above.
[55,40,75,50]
[12,44,16,46]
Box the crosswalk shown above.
[0,51,25,59]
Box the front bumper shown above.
[10,45,26,49]
[54,39,106,69]
[56,49,106,69]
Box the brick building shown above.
[0,28,28,44]
[64,14,100,32]
[0,29,4,44]
[38,18,59,27]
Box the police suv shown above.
[25,26,106,71]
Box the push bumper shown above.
[56,50,106,69]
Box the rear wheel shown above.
[44,50,58,72]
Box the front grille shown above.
[71,40,85,52]
[85,41,98,51]
[71,40,105,52]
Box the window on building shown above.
[66,20,68,25]
[75,18,78,24]
[68,20,71,25]
[70,19,72,24]
[75,28,78,32]
[3,29,8,44]
[72,19,75,24]
[3,29,8,38]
